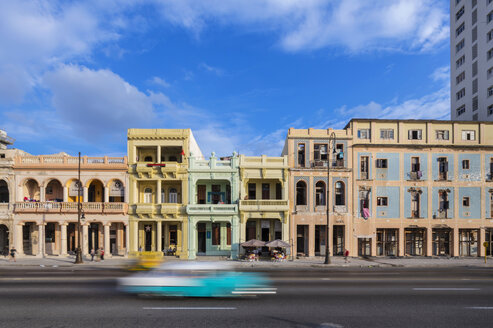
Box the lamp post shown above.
[75,152,83,264]
[324,132,337,265]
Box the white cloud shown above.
[150,76,171,88]
[43,64,156,138]
[199,63,224,76]
[152,0,448,53]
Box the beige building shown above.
[12,152,128,257]
[0,129,15,252]
[284,120,493,258]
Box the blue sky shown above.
[0,0,450,158]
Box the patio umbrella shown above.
[241,239,266,247]
[265,239,291,248]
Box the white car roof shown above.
[155,261,234,271]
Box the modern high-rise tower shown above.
[450,0,493,121]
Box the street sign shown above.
[483,241,489,248]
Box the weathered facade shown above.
[0,129,15,253]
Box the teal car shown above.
[118,262,276,297]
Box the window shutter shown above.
[462,131,466,140]
[444,130,449,140]
[408,130,412,139]
[471,131,475,140]
[445,160,449,172]
[357,130,361,138]
[417,130,422,140]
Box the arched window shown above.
[315,181,326,206]
[144,188,153,203]
[169,188,178,203]
[0,180,8,203]
[335,181,345,206]
[296,181,307,205]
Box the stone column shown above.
[40,186,46,202]
[453,228,460,257]
[308,223,315,257]
[38,224,44,256]
[104,187,110,203]
[399,228,405,256]
[426,227,433,256]
[157,146,161,163]
[14,224,24,256]
[125,223,130,255]
[157,221,162,252]
[231,216,240,260]
[480,228,486,257]
[63,186,68,202]
[131,221,138,252]
[60,223,68,256]
[188,220,196,259]
[104,224,111,258]
[82,224,89,256]
[83,187,88,203]
[157,181,162,204]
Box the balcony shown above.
[129,162,187,178]
[187,204,238,215]
[160,203,185,216]
[133,203,157,215]
[308,159,348,170]
[14,202,127,214]
[333,205,347,214]
[408,171,423,181]
[239,200,289,212]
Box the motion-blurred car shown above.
[118,261,276,297]
[126,251,164,271]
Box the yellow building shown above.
[238,155,290,252]
[127,129,203,258]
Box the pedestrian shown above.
[9,246,17,262]
[100,248,104,261]
[90,248,95,261]
[344,249,350,263]
[95,248,101,262]
[138,245,142,252]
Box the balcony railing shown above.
[16,155,127,167]
[239,199,289,211]
[14,202,127,214]
[187,204,238,215]
[408,171,423,180]
[307,159,347,169]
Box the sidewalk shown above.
[1,255,492,269]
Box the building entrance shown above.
[432,229,452,256]
[377,229,398,256]
[333,225,344,256]
[358,238,371,256]
[144,224,152,251]
[314,225,326,256]
[197,223,206,254]
[405,228,425,256]
[0,224,8,253]
[296,225,308,256]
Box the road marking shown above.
[322,278,331,280]
[143,307,237,310]
[413,288,480,291]
[465,307,493,310]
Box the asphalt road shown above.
[0,267,492,328]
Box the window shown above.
[358,129,370,139]
[456,55,465,68]
[439,191,449,215]
[360,156,369,179]
[463,197,470,207]
[472,0,477,7]
[473,9,478,25]
[456,39,465,53]
[144,187,153,203]
[473,113,478,121]
[436,130,450,140]
[296,181,307,206]
[226,223,231,245]
[472,26,477,43]
[408,129,423,140]
[489,86,493,97]
[456,88,466,100]
[473,96,479,111]
[462,159,470,170]
[211,223,220,246]
[297,143,305,167]
[262,183,270,200]
[489,30,493,42]
[473,78,478,94]
[438,158,448,180]
[472,61,478,76]
[168,188,178,203]
[315,181,326,206]
[211,185,222,204]
[377,197,388,206]
[314,144,328,161]
[276,183,282,200]
[380,129,394,140]
[335,181,345,206]
[455,0,461,5]
[411,157,420,172]
[456,23,465,37]
[488,10,493,23]
[488,104,493,116]
[376,159,388,168]
[462,130,476,141]
[488,48,493,60]
[144,156,153,162]
[411,193,420,218]
[456,105,466,118]
[456,6,465,21]
[456,71,465,85]
[248,183,256,200]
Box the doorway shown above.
[333,225,344,256]
[296,225,308,256]
[197,223,206,254]
[432,229,451,256]
[144,224,152,251]
[358,238,371,256]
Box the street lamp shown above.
[324,132,337,265]
[75,152,83,264]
